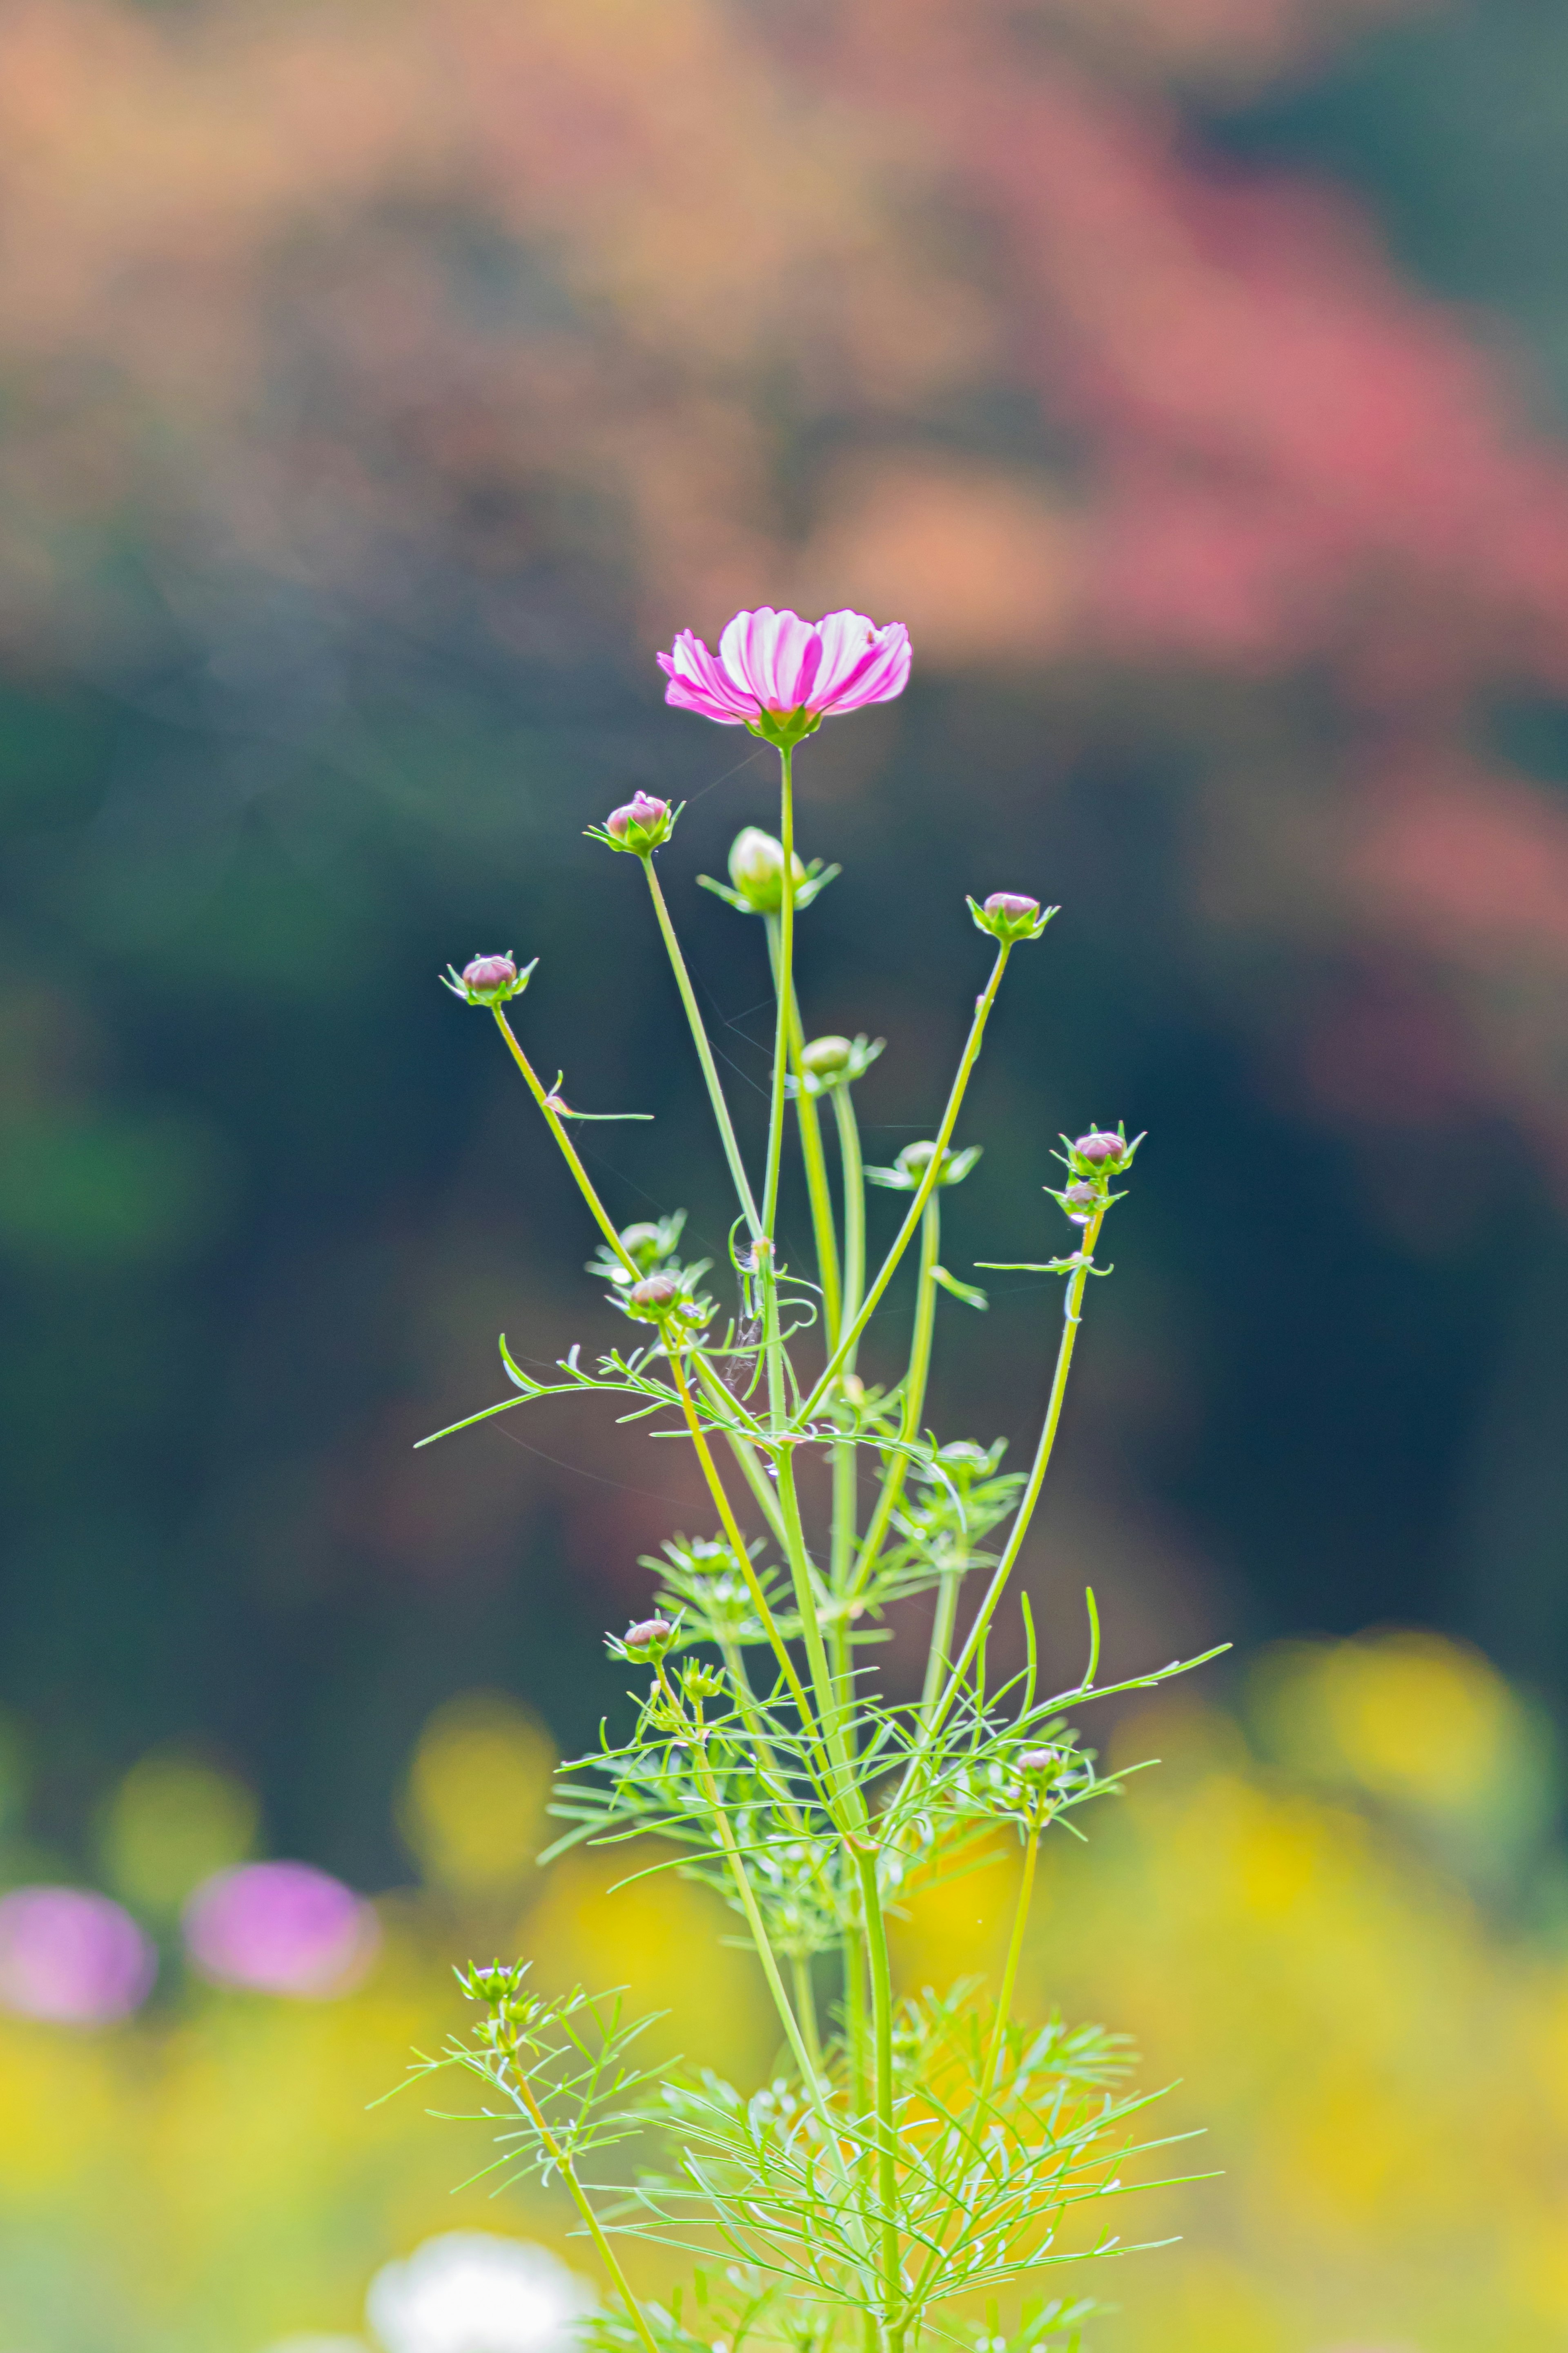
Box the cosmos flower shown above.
[658,607,910,740]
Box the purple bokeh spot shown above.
[0,1885,156,2025]
[183,1861,379,1997]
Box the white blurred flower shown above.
[366,2234,596,2353]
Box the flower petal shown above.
[719,607,822,710]
[809,612,912,713]
[658,632,757,723]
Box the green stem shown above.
[766,914,842,1349]
[664,1344,827,1773]
[792,1952,825,2081]
[642,859,762,1241]
[691,1744,825,2099]
[510,2072,661,2353]
[832,1082,866,1364]
[853,1843,902,2343]
[491,1010,641,1278]
[797,945,1011,1428]
[922,1208,1106,1751]
[851,1195,940,1598]
[918,1564,964,1725]
[762,745,795,1241]
[983,1828,1040,2096]
[775,1447,864,1828]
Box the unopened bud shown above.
[1062,1180,1098,1221]
[969,890,1053,945]
[898,1140,938,1177]
[628,1274,681,1313]
[1017,1749,1060,1774]
[461,954,517,998]
[728,827,806,914]
[624,1617,672,1650]
[603,792,675,856]
[1074,1130,1125,1167]
[619,1222,665,1269]
[800,1034,853,1081]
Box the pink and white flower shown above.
[658,607,911,740]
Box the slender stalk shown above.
[921,1207,1106,1751]
[832,1082,866,1363]
[775,1447,865,1828]
[492,1009,640,1277]
[642,859,762,1240]
[797,944,1011,1428]
[917,1564,964,1725]
[761,744,795,1240]
[766,911,842,1347]
[508,2070,662,2353]
[692,1746,818,2085]
[853,1843,902,2346]
[792,1952,825,2080]
[982,1828,1040,2095]
[664,1343,826,1770]
[851,1195,940,1598]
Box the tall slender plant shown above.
[403,607,1215,2353]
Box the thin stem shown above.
[982,1828,1040,2096]
[664,1343,826,1772]
[492,1009,639,1276]
[922,1208,1106,1751]
[853,1842,902,2343]
[761,744,795,1240]
[642,859,762,1241]
[918,1566,964,1725]
[690,1743,824,2098]
[832,1082,866,1363]
[792,1952,825,2081]
[766,912,842,1347]
[851,1195,940,1598]
[775,1447,865,1829]
[508,2071,661,2353]
[797,945,1011,1428]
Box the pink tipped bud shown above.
[1074,1130,1125,1167]
[1062,1180,1098,1222]
[601,792,675,856]
[969,890,1053,945]
[625,1617,673,1649]
[461,954,518,999]
[628,1274,680,1311]
[1017,1749,1059,1774]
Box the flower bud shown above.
[603,791,675,855]
[443,951,537,1005]
[1073,1130,1125,1167]
[619,1222,665,1270]
[1017,1749,1060,1774]
[461,954,516,999]
[628,1274,681,1314]
[728,827,806,914]
[1062,1180,1098,1222]
[968,890,1054,945]
[800,1034,853,1081]
[625,1617,672,1650]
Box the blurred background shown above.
[1,0,1567,2345]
